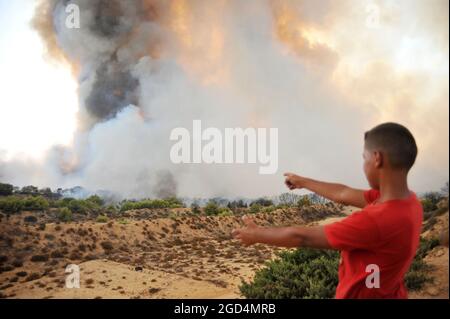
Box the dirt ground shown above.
[0,205,448,299]
[1,206,339,299]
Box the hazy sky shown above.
[0,0,448,198]
[0,0,77,159]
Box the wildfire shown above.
[167,0,228,86]
[271,1,337,69]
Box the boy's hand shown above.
[284,172,305,190]
[232,215,260,246]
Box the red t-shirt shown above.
[324,189,423,299]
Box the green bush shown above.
[404,238,439,291]
[58,207,72,222]
[96,215,109,223]
[164,197,185,208]
[297,196,312,208]
[250,198,274,207]
[0,196,49,213]
[240,238,439,299]
[420,192,443,212]
[86,195,104,206]
[0,196,24,213]
[204,201,221,216]
[240,248,339,299]
[68,199,90,214]
[262,206,277,213]
[191,202,201,215]
[218,208,234,217]
[421,199,436,213]
[117,218,129,225]
[23,196,49,211]
[120,198,183,212]
[54,197,101,214]
[249,203,262,214]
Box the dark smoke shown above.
[35,0,157,122]
[154,170,178,199]
[86,61,139,120]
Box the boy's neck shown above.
[378,170,411,203]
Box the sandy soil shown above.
[1,204,447,299]
[0,205,344,299]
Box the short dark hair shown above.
[364,122,418,170]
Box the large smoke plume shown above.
[0,0,448,199]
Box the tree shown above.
[21,185,38,195]
[251,198,274,207]
[277,193,301,207]
[204,201,221,216]
[191,202,201,215]
[297,195,312,208]
[441,182,449,197]
[87,195,104,206]
[421,192,443,212]
[0,183,13,196]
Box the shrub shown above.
[96,215,109,223]
[30,254,49,262]
[218,208,233,217]
[249,203,262,214]
[120,198,183,212]
[277,193,301,207]
[262,206,277,213]
[240,238,439,298]
[250,198,274,207]
[0,196,23,213]
[297,196,312,208]
[69,199,99,214]
[164,197,185,208]
[54,197,102,214]
[191,202,201,215]
[117,218,129,225]
[100,241,114,251]
[227,200,247,209]
[0,196,49,213]
[87,195,103,206]
[204,201,221,216]
[421,199,435,213]
[23,196,49,211]
[240,248,339,299]
[421,192,443,212]
[58,207,72,222]
[405,238,439,291]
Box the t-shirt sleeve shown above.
[364,189,380,205]
[324,211,380,251]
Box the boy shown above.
[232,123,423,299]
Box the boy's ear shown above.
[374,151,383,168]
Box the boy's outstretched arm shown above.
[284,172,367,208]
[232,216,332,249]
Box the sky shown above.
[0,0,77,160]
[0,0,448,198]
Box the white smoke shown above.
[0,0,448,199]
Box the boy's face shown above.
[363,145,381,190]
